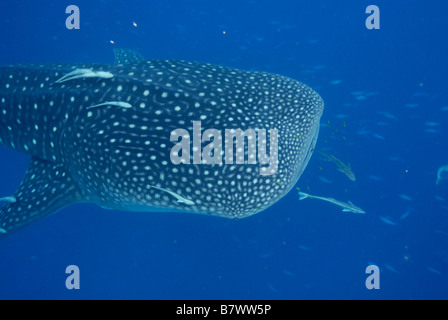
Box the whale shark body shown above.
[0,49,323,237]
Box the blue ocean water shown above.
[0,0,447,299]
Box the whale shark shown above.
[0,49,324,238]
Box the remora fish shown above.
[316,149,355,181]
[298,191,365,214]
[0,49,324,237]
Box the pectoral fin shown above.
[0,157,82,238]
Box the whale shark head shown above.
[0,49,323,237]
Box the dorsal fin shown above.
[113,48,145,64]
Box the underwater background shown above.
[0,0,447,299]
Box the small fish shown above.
[356,127,370,135]
[436,165,448,185]
[318,176,333,184]
[379,216,397,225]
[399,194,413,201]
[372,133,385,140]
[298,244,312,251]
[330,80,342,85]
[377,111,397,120]
[267,283,278,293]
[316,149,355,182]
[424,122,440,127]
[283,269,296,277]
[298,191,365,214]
[400,210,412,220]
[427,267,441,275]
[384,264,399,274]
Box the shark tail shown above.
[0,157,82,239]
[298,192,310,200]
